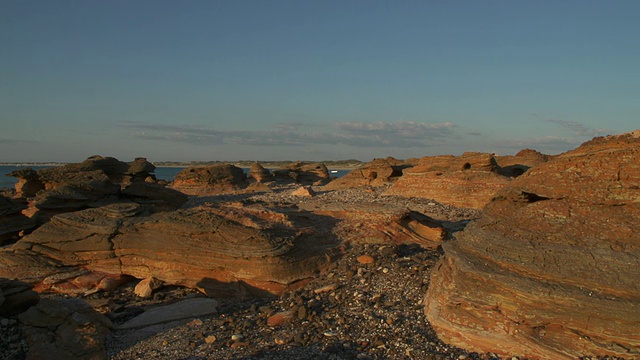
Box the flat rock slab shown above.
[118,298,218,329]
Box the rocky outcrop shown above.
[0,196,36,244]
[0,202,343,297]
[272,162,331,185]
[19,298,113,360]
[0,278,40,316]
[325,157,408,190]
[248,162,273,183]
[8,156,187,225]
[384,152,511,209]
[495,148,552,177]
[424,131,640,359]
[171,164,248,195]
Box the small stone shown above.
[267,310,294,327]
[162,341,169,346]
[323,331,338,337]
[357,255,375,264]
[204,335,216,344]
[274,337,288,345]
[231,334,244,341]
[313,283,338,294]
[230,342,248,349]
[297,306,307,320]
[187,318,203,327]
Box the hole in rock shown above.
[462,163,471,170]
[521,191,550,203]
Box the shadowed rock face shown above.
[424,131,640,359]
[495,148,552,177]
[171,164,248,195]
[8,156,187,225]
[0,196,36,244]
[325,157,408,190]
[272,162,331,185]
[384,152,511,209]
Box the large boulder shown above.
[0,202,343,297]
[384,152,511,209]
[272,162,331,185]
[325,157,408,190]
[0,196,36,244]
[248,162,273,183]
[18,298,113,360]
[0,278,40,316]
[8,156,186,226]
[424,130,640,359]
[171,164,248,195]
[495,148,552,177]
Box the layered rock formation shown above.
[325,157,408,190]
[272,162,331,185]
[0,202,343,297]
[384,152,511,209]
[424,131,640,358]
[495,148,552,177]
[248,162,273,183]
[8,156,187,225]
[171,164,248,195]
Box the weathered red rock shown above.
[495,148,552,177]
[272,162,331,185]
[0,196,36,244]
[249,162,273,183]
[18,298,113,360]
[424,130,640,359]
[171,164,247,195]
[302,202,446,249]
[8,156,185,226]
[0,202,343,297]
[384,152,511,209]
[290,186,315,197]
[325,157,408,190]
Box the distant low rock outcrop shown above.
[272,162,331,185]
[171,164,248,195]
[424,130,640,359]
[8,156,187,225]
[495,148,552,177]
[325,157,409,190]
[384,152,511,209]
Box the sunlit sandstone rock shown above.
[424,130,640,359]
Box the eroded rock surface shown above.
[272,162,331,185]
[0,202,343,298]
[325,157,408,190]
[495,148,552,177]
[8,156,187,225]
[19,298,113,360]
[424,131,640,359]
[384,152,511,209]
[0,196,36,244]
[171,164,248,195]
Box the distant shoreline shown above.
[0,160,364,170]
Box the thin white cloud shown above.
[538,117,612,137]
[121,120,458,149]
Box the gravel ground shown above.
[105,243,504,360]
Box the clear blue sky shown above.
[1,1,638,162]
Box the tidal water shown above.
[0,166,349,190]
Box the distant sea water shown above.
[0,166,350,190]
